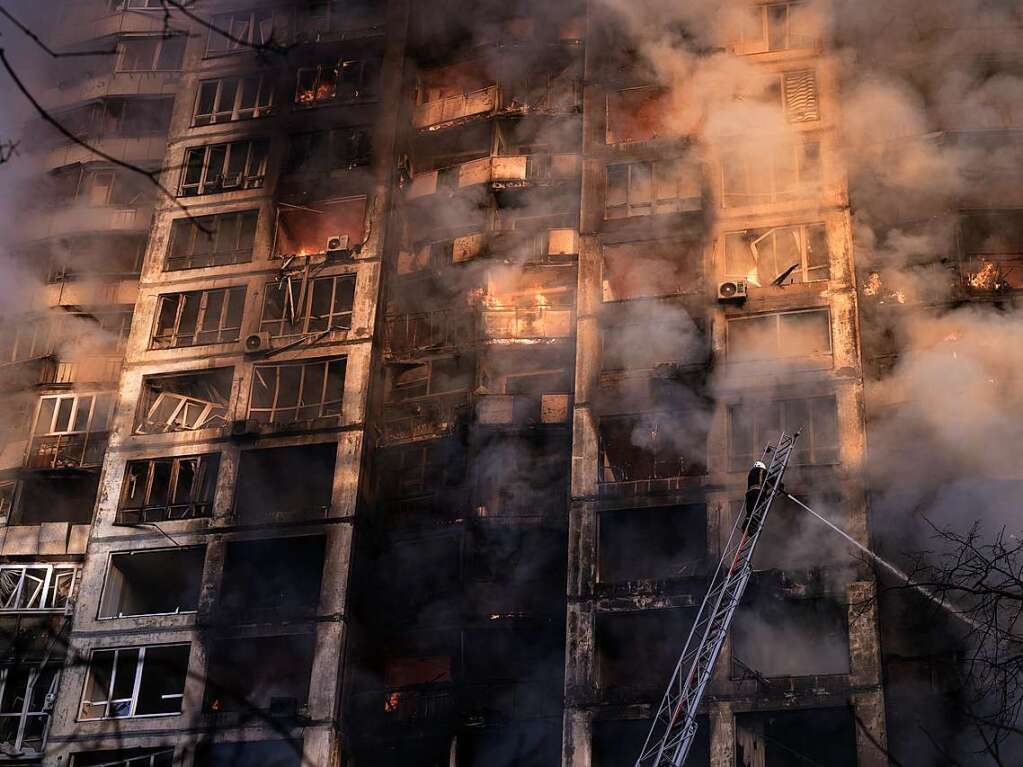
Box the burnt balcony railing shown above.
[413,85,499,129]
[479,306,575,340]
[26,432,108,470]
[380,392,472,444]
[383,310,477,359]
[406,153,580,199]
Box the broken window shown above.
[606,86,673,144]
[179,140,270,196]
[0,664,59,756]
[260,274,354,338]
[960,210,1023,291]
[117,35,186,72]
[749,493,848,571]
[13,475,99,525]
[721,140,821,207]
[735,708,856,767]
[596,608,698,695]
[599,505,706,583]
[388,356,474,403]
[273,197,366,258]
[70,750,174,767]
[724,223,828,285]
[152,287,245,348]
[207,10,282,55]
[249,357,346,425]
[734,2,818,54]
[81,644,190,720]
[295,59,380,105]
[0,564,78,612]
[233,443,336,522]
[166,210,258,270]
[729,395,838,469]
[119,454,219,523]
[29,393,113,469]
[193,73,274,125]
[219,536,325,621]
[727,309,831,364]
[599,412,708,486]
[98,548,204,619]
[204,634,315,714]
[375,440,466,522]
[286,127,372,174]
[135,368,232,434]
[194,740,301,767]
[601,239,703,300]
[593,717,709,767]
[606,159,702,219]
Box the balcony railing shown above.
[479,306,574,339]
[413,85,499,129]
[383,310,477,358]
[380,392,472,444]
[26,432,108,470]
[406,154,580,199]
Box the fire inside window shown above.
[724,223,829,286]
[295,59,379,105]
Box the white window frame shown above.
[179,140,269,197]
[33,393,112,437]
[152,286,246,348]
[206,10,278,56]
[193,74,274,126]
[720,140,821,208]
[0,665,59,754]
[80,645,189,721]
[249,358,347,424]
[0,564,79,612]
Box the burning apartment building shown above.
[0,0,1020,765]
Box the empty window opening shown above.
[593,717,709,767]
[0,664,59,755]
[0,564,78,612]
[261,274,354,339]
[599,412,709,485]
[274,197,366,258]
[960,210,1023,291]
[295,58,380,105]
[606,87,674,144]
[377,535,460,617]
[724,223,828,286]
[735,707,857,767]
[234,442,336,522]
[721,141,820,207]
[41,233,146,282]
[136,368,232,434]
[601,314,708,373]
[29,393,113,469]
[152,287,246,348]
[606,159,702,219]
[180,140,270,197]
[286,127,372,175]
[193,74,274,125]
[375,440,467,523]
[220,536,325,621]
[70,749,175,767]
[599,505,707,583]
[747,493,848,572]
[193,740,301,767]
[204,635,315,714]
[728,395,838,470]
[458,722,562,767]
[474,439,569,518]
[99,547,205,619]
[81,644,189,720]
[727,309,832,364]
[117,35,185,72]
[13,474,99,526]
[596,608,698,696]
[166,210,258,270]
[249,357,347,426]
[601,239,703,300]
[119,453,219,523]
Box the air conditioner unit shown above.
[244,332,271,354]
[717,279,748,304]
[326,234,351,258]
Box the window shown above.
[116,0,166,8]
[204,635,315,714]
[12,475,99,526]
[0,664,59,755]
[601,239,703,300]
[598,505,706,582]
[295,59,379,105]
[724,223,828,285]
[960,210,1023,291]
[302,0,379,37]
[29,393,114,469]
[44,234,146,281]
[0,316,56,363]
[207,10,281,56]
[81,644,189,720]
[606,87,672,144]
[721,141,820,207]
[260,275,354,338]
[61,98,174,140]
[117,36,186,72]
[152,287,246,348]
[166,210,258,270]
[286,127,372,174]
[599,412,708,485]
[0,564,79,612]
[179,140,269,196]
[735,2,818,54]
[781,69,820,122]
[249,358,347,425]
[606,159,701,219]
[193,74,274,125]
[219,536,325,620]
[728,395,838,469]
[727,309,832,363]
[99,548,205,618]
[136,369,232,434]
[274,197,366,257]
[194,742,301,767]
[119,454,219,523]
[233,443,335,522]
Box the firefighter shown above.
[743,460,768,532]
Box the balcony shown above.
[26,431,109,470]
[43,70,183,109]
[42,135,169,171]
[476,394,571,427]
[413,86,499,130]
[38,358,123,386]
[479,305,574,341]
[380,392,472,445]
[407,154,580,200]
[23,205,153,243]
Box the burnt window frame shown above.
[79,644,190,721]
[285,126,373,175]
[118,453,219,522]
[605,158,701,219]
[192,73,275,126]
[179,140,270,197]
[152,286,246,348]
[259,274,355,339]
[165,210,258,271]
[294,58,380,106]
[135,369,233,435]
[726,307,833,363]
[720,139,821,208]
[724,222,829,285]
[248,357,347,425]
[727,394,839,470]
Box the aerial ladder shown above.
[635,431,800,767]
